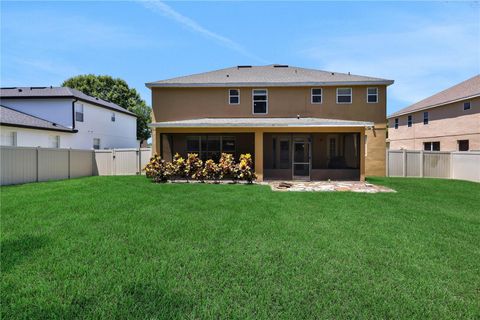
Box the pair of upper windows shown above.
[75,103,116,122]
[229,89,267,114]
[228,87,379,112]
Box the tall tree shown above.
[62,75,151,142]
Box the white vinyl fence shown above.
[387,150,480,182]
[0,146,151,186]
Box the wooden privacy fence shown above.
[0,146,152,186]
[387,150,480,182]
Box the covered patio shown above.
[151,117,372,181]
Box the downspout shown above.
[72,98,78,130]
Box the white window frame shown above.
[1,131,17,146]
[93,138,101,150]
[366,87,378,103]
[252,89,268,114]
[228,89,240,105]
[49,135,60,148]
[311,88,322,104]
[75,103,84,122]
[336,88,352,104]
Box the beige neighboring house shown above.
[388,75,480,151]
[147,65,394,181]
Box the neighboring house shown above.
[0,87,138,149]
[387,75,480,151]
[146,65,394,181]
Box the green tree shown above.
[62,75,151,142]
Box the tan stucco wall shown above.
[151,86,387,123]
[151,85,388,177]
[388,97,480,151]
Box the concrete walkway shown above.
[262,181,396,193]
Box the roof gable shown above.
[0,105,75,132]
[146,65,394,88]
[389,75,480,118]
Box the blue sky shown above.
[1,1,479,115]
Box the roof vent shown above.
[18,88,23,92]
[30,86,46,90]
[226,74,229,77]
[237,65,252,69]
[273,64,289,68]
[331,72,335,75]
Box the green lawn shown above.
[1,176,479,319]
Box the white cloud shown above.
[300,20,480,110]
[140,0,266,62]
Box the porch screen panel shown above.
[312,133,360,169]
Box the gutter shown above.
[145,80,395,88]
[0,123,78,133]
[72,98,78,130]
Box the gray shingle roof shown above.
[150,117,374,128]
[388,75,480,118]
[0,87,136,116]
[146,65,394,88]
[0,105,75,132]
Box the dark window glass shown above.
[424,142,431,151]
[312,95,322,103]
[207,136,220,151]
[337,95,351,103]
[229,96,239,104]
[407,115,412,127]
[229,89,239,104]
[368,95,377,103]
[432,142,440,151]
[464,102,471,110]
[312,88,321,95]
[458,140,469,151]
[254,101,267,114]
[423,112,429,125]
[279,140,290,169]
[229,89,239,96]
[76,112,84,122]
[394,118,399,129]
[222,137,235,152]
[186,137,200,152]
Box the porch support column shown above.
[360,129,366,181]
[254,129,264,182]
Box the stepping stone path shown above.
[263,181,396,193]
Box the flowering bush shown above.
[145,152,256,184]
[234,153,256,183]
[219,153,235,179]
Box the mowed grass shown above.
[1,176,479,319]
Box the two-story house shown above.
[147,65,394,181]
[387,75,479,151]
[0,87,138,149]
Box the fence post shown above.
[450,152,454,180]
[112,149,116,176]
[137,148,141,175]
[402,149,407,177]
[36,147,40,182]
[386,149,389,177]
[68,148,71,179]
[419,150,424,178]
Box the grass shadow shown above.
[1,235,49,273]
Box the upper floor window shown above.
[394,118,399,129]
[75,103,84,122]
[1,131,17,146]
[424,141,440,151]
[49,135,60,148]
[423,111,429,125]
[111,112,116,122]
[464,102,471,110]
[93,138,101,150]
[229,89,240,105]
[367,87,378,103]
[311,88,322,104]
[336,88,352,104]
[458,140,469,151]
[407,115,413,127]
[252,89,268,114]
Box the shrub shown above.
[185,153,203,182]
[203,159,222,182]
[234,153,257,183]
[144,154,171,183]
[172,153,187,180]
[219,153,235,179]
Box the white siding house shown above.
[0,87,138,149]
